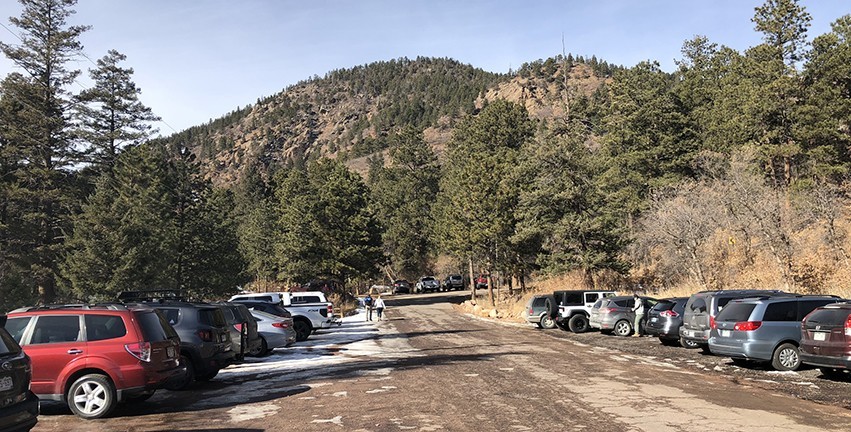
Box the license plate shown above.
[720,330,731,337]
[814,332,827,341]
[685,330,694,337]
[0,376,12,391]
[650,317,658,322]
[167,346,176,358]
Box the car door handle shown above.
[67,349,83,355]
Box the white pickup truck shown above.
[229,291,341,342]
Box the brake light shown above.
[125,342,152,362]
[234,323,243,332]
[529,308,534,315]
[660,310,679,318]
[272,321,290,329]
[845,314,851,337]
[327,304,333,315]
[710,315,716,329]
[733,321,762,331]
[198,330,214,342]
[600,307,616,314]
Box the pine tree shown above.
[76,49,160,172]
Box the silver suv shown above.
[680,290,784,351]
[589,295,657,337]
[709,294,840,370]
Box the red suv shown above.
[5,304,183,419]
[800,301,851,378]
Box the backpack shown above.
[364,296,373,306]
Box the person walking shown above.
[374,295,386,321]
[364,293,374,321]
[632,293,645,337]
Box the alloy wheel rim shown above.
[780,348,799,369]
[73,381,107,415]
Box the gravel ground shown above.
[525,324,851,410]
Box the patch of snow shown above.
[765,370,799,376]
[312,416,344,427]
[227,403,280,423]
[332,391,348,397]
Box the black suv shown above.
[119,291,234,390]
[234,301,293,319]
[214,302,262,360]
[0,315,39,432]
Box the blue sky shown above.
[0,0,848,135]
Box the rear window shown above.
[0,328,22,355]
[614,299,632,308]
[797,300,839,321]
[220,307,237,323]
[532,297,547,307]
[85,314,127,341]
[715,297,736,312]
[4,317,30,344]
[158,308,181,326]
[716,303,757,322]
[292,296,321,304]
[137,311,178,342]
[234,295,274,303]
[688,297,707,313]
[199,308,227,327]
[804,307,851,326]
[652,301,676,312]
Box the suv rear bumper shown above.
[800,352,851,369]
[680,327,710,344]
[0,391,38,432]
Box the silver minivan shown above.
[680,290,784,351]
[708,295,840,370]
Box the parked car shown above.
[415,276,440,293]
[554,290,617,333]
[645,297,689,346]
[0,314,39,431]
[234,301,292,319]
[680,289,784,351]
[589,295,657,337]
[523,295,558,329]
[6,304,183,419]
[474,275,488,290]
[214,302,262,361]
[249,310,296,354]
[709,294,839,370]
[230,292,337,342]
[443,274,464,291]
[392,280,411,295]
[799,301,851,377]
[118,292,235,390]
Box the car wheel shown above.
[196,369,219,382]
[568,314,589,333]
[294,319,312,342]
[771,343,801,371]
[248,336,267,357]
[165,355,195,391]
[613,320,632,337]
[541,315,557,329]
[680,337,700,349]
[123,390,155,403]
[260,337,271,356]
[67,374,117,419]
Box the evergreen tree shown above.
[76,49,160,173]
[0,0,89,303]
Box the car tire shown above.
[248,336,267,357]
[541,315,557,329]
[67,374,117,419]
[294,319,312,342]
[771,343,801,371]
[613,320,632,337]
[568,314,589,333]
[680,337,700,349]
[165,355,195,391]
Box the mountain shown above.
[159,56,616,185]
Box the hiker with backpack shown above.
[364,293,374,321]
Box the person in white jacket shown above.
[632,293,645,337]
[374,295,386,321]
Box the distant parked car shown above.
[0,314,39,431]
[523,295,558,329]
[443,274,465,291]
[589,295,657,337]
[6,304,183,419]
[214,302,262,361]
[645,297,689,346]
[554,290,617,333]
[415,276,440,293]
[475,275,488,290]
[234,301,293,319]
[249,310,296,355]
[709,294,839,370]
[799,301,851,377]
[680,289,785,351]
[392,280,411,295]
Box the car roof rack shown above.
[117,289,190,303]
[11,303,131,312]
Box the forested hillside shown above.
[1,0,849,311]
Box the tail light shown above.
[733,321,762,331]
[327,304,333,315]
[660,310,679,318]
[600,307,616,314]
[125,342,152,362]
[529,308,534,315]
[198,329,214,342]
[234,323,243,332]
[272,321,290,329]
[709,315,716,329]
[845,315,851,337]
